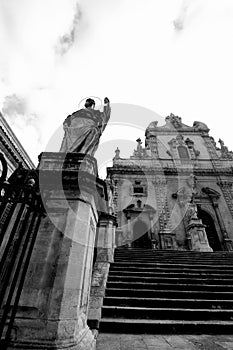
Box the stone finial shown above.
[131,138,143,158]
[136,138,143,151]
[113,147,120,160]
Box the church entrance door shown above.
[197,208,222,251]
[132,220,151,248]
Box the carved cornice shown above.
[38,153,109,214]
[0,131,21,164]
[0,113,34,168]
[38,152,98,175]
[107,165,233,177]
[98,212,118,226]
[123,203,156,216]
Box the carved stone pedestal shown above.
[88,213,117,331]
[187,218,213,252]
[8,152,107,350]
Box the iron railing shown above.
[0,155,45,349]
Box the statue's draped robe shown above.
[60,104,111,156]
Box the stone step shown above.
[110,265,233,274]
[115,248,233,254]
[115,253,233,259]
[105,288,233,300]
[101,306,233,321]
[115,249,233,256]
[114,258,233,264]
[110,261,233,270]
[96,249,233,334]
[107,275,233,285]
[114,253,233,259]
[103,296,233,309]
[115,254,233,263]
[109,270,233,279]
[106,281,233,292]
[99,318,233,334]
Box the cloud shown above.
[55,2,83,56]
[0,0,86,161]
[2,94,40,126]
[173,0,203,32]
[173,0,191,31]
[0,0,233,166]
[2,94,27,119]
[0,0,82,91]
[2,94,42,160]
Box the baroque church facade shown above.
[107,113,233,252]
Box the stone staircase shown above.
[99,248,233,334]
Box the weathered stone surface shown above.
[96,333,233,350]
[8,153,107,350]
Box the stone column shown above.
[9,152,107,350]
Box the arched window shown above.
[177,146,189,160]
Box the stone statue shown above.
[186,202,199,221]
[60,97,111,156]
[218,138,233,159]
[219,138,228,152]
[186,174,197,197]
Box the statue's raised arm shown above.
[60,97,111,156]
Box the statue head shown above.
[84,98,95,109]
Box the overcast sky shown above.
[1,0,233,176]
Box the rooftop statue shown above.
[60,97,111,156]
